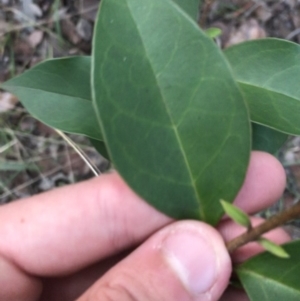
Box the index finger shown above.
[0,171,172,277]
[0,152,285,278]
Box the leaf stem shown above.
[226,201,300,253]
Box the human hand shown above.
[0,151,289,301]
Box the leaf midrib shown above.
[2,85,91,103]
[125,0,205,219]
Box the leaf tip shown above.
[220,199,251,228]
[258,238,290,259]
[205,27,222,39]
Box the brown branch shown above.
[226,201,300,253]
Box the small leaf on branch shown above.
[220,199,251,228]
[205,27,222,39]
[258,237,290,259]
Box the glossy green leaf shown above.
[1,57,103,141]
[172,0,200,21]
[258,238,290,259]
[252,123,288,154]
[225,39,300,135]
[92,0,250,224]
[237,240,300,301]
[205,27,222,39]
[220,199,251,228]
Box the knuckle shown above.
[93,179,137,252]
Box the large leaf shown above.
[92,0,250,224]
[224,39,300,135]
[172,0,200,21]
[252,123,288,154]
[2,57,103,141]
[237,240,300,301]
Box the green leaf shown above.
[237,240,300,301]
[205,27,222,39]
[220,199,251,228]
[90,138,110,160]
[258,238,290,259]
[224,39,300,135]
[172,0,200,21]
[252,123,288,154]
[92,0,250,224]
[1,57,103,141]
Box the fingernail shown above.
[162,226,219,297]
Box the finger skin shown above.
[77,221,231,301]
[39,217,290,301]
[233,151,286,214]
[40,251,131,301]
[0,152,285,276]
[0,172,172,276]
[220,287,250,301]
[0,256,42,301]
[0,151,287,300]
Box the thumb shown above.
[77,221,232,301]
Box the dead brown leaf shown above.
[225,18,266,47]
[27,30,44,48]
[0,92,18,113]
